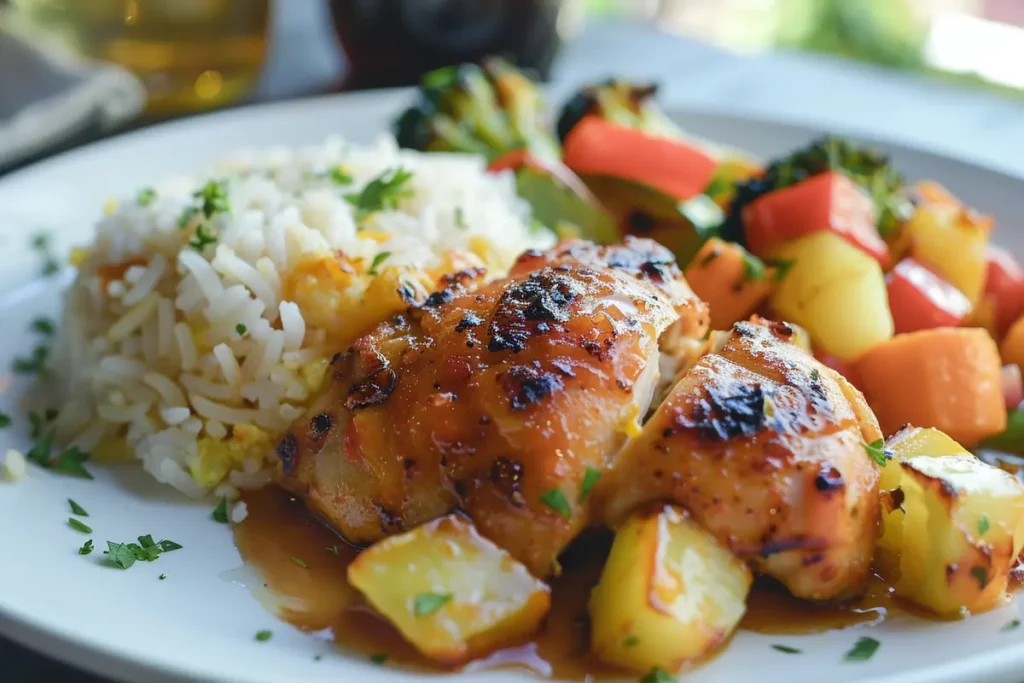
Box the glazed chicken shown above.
[276,237,708,576]
[276,238,883,600]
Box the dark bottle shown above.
[329,0,572,90]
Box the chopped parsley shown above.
[539,487,572,520]
[12,345,49,375]
[767,258,797,281]
[413,592,453,617]
[212,497,229,523]
[136,188,157,206]
[971,566,989,589]
[188,224,218,251]
[622,635,640,648]
[235,323,247,336]
[31,233,49,250]
[772,644,801,654]
[326,545,340,556]
[193,179,231,218]
[26,434,93,479]
[313,654,323,662]
[255,630,272,642]
[369,653,388,665]
[979,515,990,537]
[290,556,308,568]
[103,535,182,569]
[810,368,820,382]
[345,167,413,221]
[159,574,167,580]
[25,431,54,467]
[844,636,880,662]
[329,167,353,185]
[1002,618,1021,632]
[454,206,467,228]
[367,251,392,276]
[29,409,57,438]
[69,499,88,516]
[30,317,55,336]
[740,250,768,282]
[178,206,200,229]
[0,413,9,428]
[42,258,61,276]
[31,232,61,277]
[862,439,888,467]
[578,466,601,503]
[68,518,92,534]
[640,667,675,683]
[78,539,94,555]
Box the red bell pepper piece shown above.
[885,258,972,334]
[984,245,1024,337]
[742,171,890,268]
[561,115,717,201]
[1001,364,1024,412]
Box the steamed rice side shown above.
[51,134,554,498]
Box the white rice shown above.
[51,134,552,497]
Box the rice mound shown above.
[51,134,553,498]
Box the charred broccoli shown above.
[720,136,913,244]
[555,79,681,143]
[393,58,560,163]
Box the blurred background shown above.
[1,0,1023,171]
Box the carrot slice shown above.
[562,116,717,201]
[684,238,773,330]
[742,171,890,268]
[856,328,1006,445]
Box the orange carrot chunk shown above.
[684,238,773,330]
[562,116,717,201]
[856,328,1006,446]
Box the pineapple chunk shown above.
[589,505,751,674]
[877,426,971,578]
[347,514,550,664]
[894,454,1024,615]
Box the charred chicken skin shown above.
[275,239,882,601]
[276,237,707,576]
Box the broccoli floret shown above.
[393,58,560,162]
[719,136,913,244]
[555,79,682,142]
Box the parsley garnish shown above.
[313,654,323,661]
[31,233,49,250]
[103,536,181,569]
[194,180,230,218]
[329,167,353,185]
[69,499,88,516]
[454,206,467,228]
[862,439,888,467]
[578,466,601,503]
[78,539,93,555]
[326,545,340,556]
[212,498,229,523]
[640,667,674,683]
[368,251,392,276]
[159,574,167,580]
[255,630,272,642]
[0,413,9,428]
[772,644,801,654]
[52,446,93,479]
[622,635,640,648]
[369,653,388,665]
[1002,618,1021,632]
[345,168,413,221]
[539,487,572,520]
[979,515,990,536]
[740,250,768,282]
[844,636,880,662]
[188,224,218,251]
[31,232,61,277]
[291,556,308,568]
[971,566,989,589]
[30,317,55,336]
[25,431,54,467]
[810,368,820,381]
[68,518,92,534]
[413,592,452,617]
[235,323,247,336]
[12,345,49,375]
[178,206,200,229]
[767,258,797,281]
[137,188,157,206]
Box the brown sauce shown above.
[234,487,966,680]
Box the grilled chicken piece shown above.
[275,238,707,577]
[596,320,883,601]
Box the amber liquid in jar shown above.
[10,0,270,115]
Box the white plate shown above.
[1,90,1024,683]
